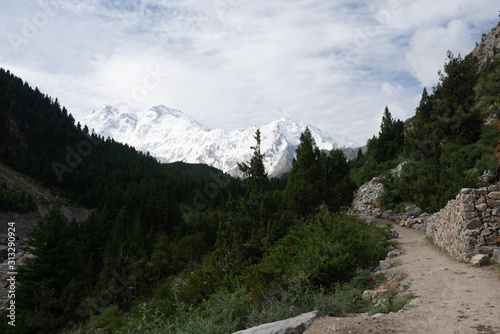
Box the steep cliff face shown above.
[472,21,500,66]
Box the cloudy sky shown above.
[0,0,498,145]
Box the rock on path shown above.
[233,311,322,334]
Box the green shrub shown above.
[244,211,391,296]
[85,304,123,332]
[315,268,373,316]
[117,303,167,334]
[369,290,413,315]
[118,289,252,334]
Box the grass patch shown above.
[425,236,451,256]
[369,290,414,315]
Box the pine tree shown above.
[17,209,83,332]
[368,107,405,163]
[415,87,432,122]
[319,149,356,212]
[284,127,321,217]
[284,127,355,217]
[238,129,269,193]
[215,130,281,272]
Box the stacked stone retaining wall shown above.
[426,185,500,261]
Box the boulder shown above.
[487,199,500,208]
[487,235,500,246]
[470,254,490,266]
[461,194,476,203]
[476,203,488,211]
[465,218,483,230]
[233,311,322,334]
[493,249,500,263]
[460,202,476,212]
[406,207,422,217]
[377,261,392,271]
[492,207,500,216]
[481,228,494,236]
[464,229,481,237]
[488,185,500,192]
[477,187,488,195]
[386,250,399,258]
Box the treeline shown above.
[0,69,392,334]
[352,51,500,212]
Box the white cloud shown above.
[405,19,475,87]
[381,82,404,96]
[0,0,498,145]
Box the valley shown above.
[0,17,499,334]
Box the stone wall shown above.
[426,185,500,261]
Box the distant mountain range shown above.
[82,105,360,177]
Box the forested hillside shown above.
[351,45,500,213]
[0,68,390,334]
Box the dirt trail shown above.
[304,219,500,334]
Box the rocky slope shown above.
[472,21,500,66]
[0,162,94,311]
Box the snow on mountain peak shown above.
[82,105,359,177]
[143,105,182,119]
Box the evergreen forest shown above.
[1,43,500,333]
[0,68,389,333]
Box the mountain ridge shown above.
[82,105,360,177]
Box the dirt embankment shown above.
[305,219,500,334]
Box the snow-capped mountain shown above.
[82,105,359,177]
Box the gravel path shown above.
[304,219,500,334]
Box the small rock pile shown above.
[398,212,435,231]
[351,177,384,214]
[363,248,412,308]
[351,176,432,231]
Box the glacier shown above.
[82,105,360,177]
